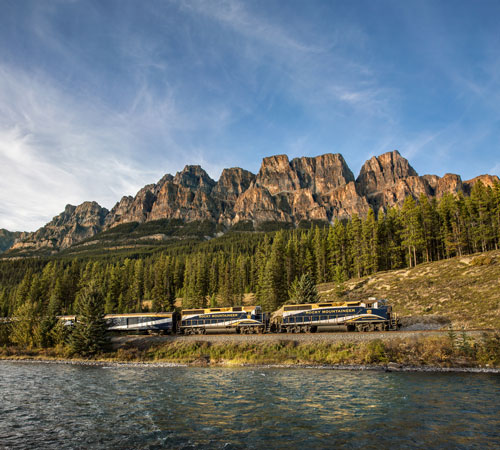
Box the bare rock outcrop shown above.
[6,150,498,256]
[9,202,108,254]
[0,229,23,254]
[463,174,500,193]
[290,153,354,193]
[356,150,418,197]
[147,165,220,223]
[321,182,371,220]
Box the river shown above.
[0,362,499,449]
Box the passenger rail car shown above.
[55,298,398,335]
[179,306,266,335]
[59,313,177,334]
[270,298,399,333]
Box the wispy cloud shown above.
[0,64,176,231]
[179,0,393,120]
[1,0,499,231]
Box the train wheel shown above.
[310,326,318,333]
[235,327,241,334]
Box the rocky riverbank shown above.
[1,358,499,374]
[1,330,499,371]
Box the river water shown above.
[0,362,499,449]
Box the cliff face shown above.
[0,229,23,254]
[7,150,499,255]
[9,202,108,254]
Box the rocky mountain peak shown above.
[255,155,299,195]
[464,174,500,192]
[5,150,498,257]
[9,201,109,254]
[173,165,216,193]
[356,150,418,197]
[290,153,355,193]
[0,229,23,254]
[213,167,256,198]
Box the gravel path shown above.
[112,329,488,349]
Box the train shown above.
[59,297,399,334]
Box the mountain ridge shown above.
[6,150,500,256]
[0,229,23,254]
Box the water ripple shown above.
[0,362,499,449]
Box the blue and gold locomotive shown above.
[57,298,398,334]
[179,306,266,334]
[270,298,399,333]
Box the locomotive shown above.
[269,298,399,333]
[179,306,265,334]
[58,298,399,334]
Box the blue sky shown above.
[1,0,499,231]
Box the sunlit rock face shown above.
[9,202,108,253]
[7,150,499,255]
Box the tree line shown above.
[0,181,499,320]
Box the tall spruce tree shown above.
[10,301,40,348]
[288,273,319,304]
[400,196,424,267]
[70,283,110,357]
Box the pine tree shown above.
[400,196,424,267]
[361,209,378,274]
[10,301,40,348]
[287,273,319,304]
[70,283,110,357]
[349,215,364,277]
[313,226,327,284]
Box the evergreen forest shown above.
[1,182,499,319]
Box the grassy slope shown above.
[317,250,500,329]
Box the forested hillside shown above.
[0,181,499,321]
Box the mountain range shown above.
[3,150,499,257]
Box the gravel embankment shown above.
[112,329,487,349]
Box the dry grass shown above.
[317,250,500,329]
[4,332,499,369]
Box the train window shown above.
[183,309,204,314]
[210,308,221,312]
[127,318,139,325]
[284,305,312,311]
[232,307,242,311]
[318,303,332,307]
